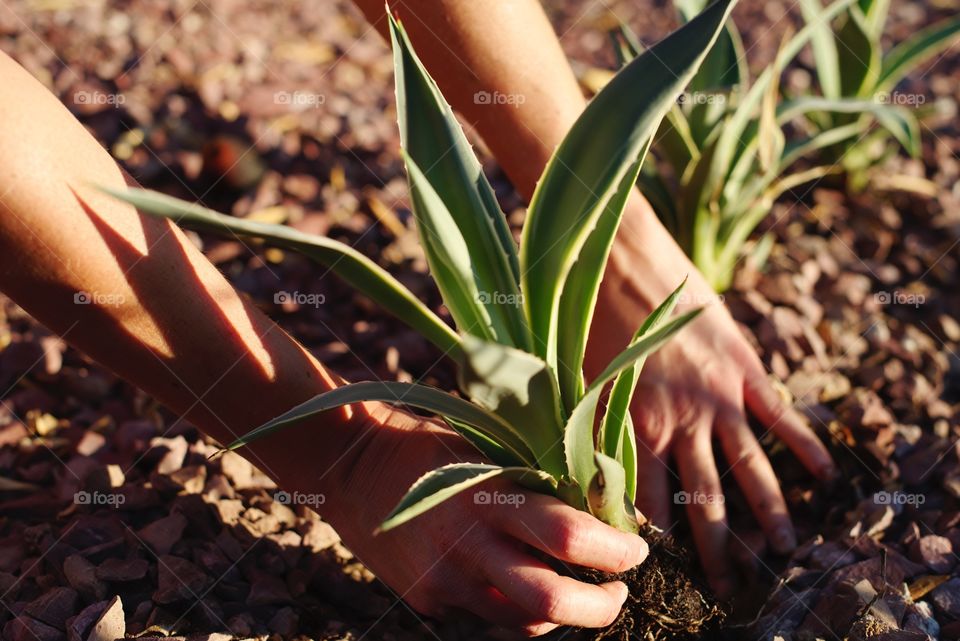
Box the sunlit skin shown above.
[0,0,835,632]
[354,0,837,597]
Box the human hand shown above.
[323,405,649,636]
[587,196,836,596]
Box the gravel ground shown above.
[1,0,959,639]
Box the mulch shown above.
[1,0,959,639]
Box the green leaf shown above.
[706,0,857,201]
[610,22,644,67]
[587,452,640,533]
[456,335,566,478]
[835,7,881,98]
[564,306,703,497]
[598,279,686,479]
[620,413,638,502]
[779,96,920,155]
[638,165,680,239]
[224,381,538,469]
[857,0,890,40]
[402,153,499,341]
[757,43,786,172]
[878,14,960,92]
[520,0,738,374]
[100,187,461,358]
[389,15,529,350]
[799,0,842,98]
[677,0,748,93]
[380,463,556,532]
[556,155,646,413]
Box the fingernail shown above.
[631,536,649,567]
[772,526,796,554]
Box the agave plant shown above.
[603,0,937,291]
[798,0,960,189]
[104,0,738,535]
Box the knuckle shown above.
[732,442,764,469]
[530,584,568,622]
[550,517,588,559]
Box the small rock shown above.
[25,586,79,629]
[75,431,107,457]
[246,574,292,606]
[154,555,210,604]
[87,595,124,641]
[931,577,960,620]
[96,557,149,582]
[63,554,106,601]
[910,535,955,573]
[217,451,253,488]
[149,436,188,474]
[137,513,187,555]
[67,599,108,641]
[3,617,62,641]
[268,606,298,636]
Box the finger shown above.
[460,585,558,636]
[633,443,672,528]
[674,429,732,597]
[482,541,628,628]
[717,411,795,554]
[743,365,837,480]
[495,493,648,574]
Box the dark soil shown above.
[575,526,726,641]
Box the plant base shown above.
[572,525,726,641]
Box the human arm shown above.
[350,0,837,594]
[0,50,645,633]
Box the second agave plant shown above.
[105,1,736,538]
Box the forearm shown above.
[350,1,702,365]
[355,0,586,200]
[0,52,371,510]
